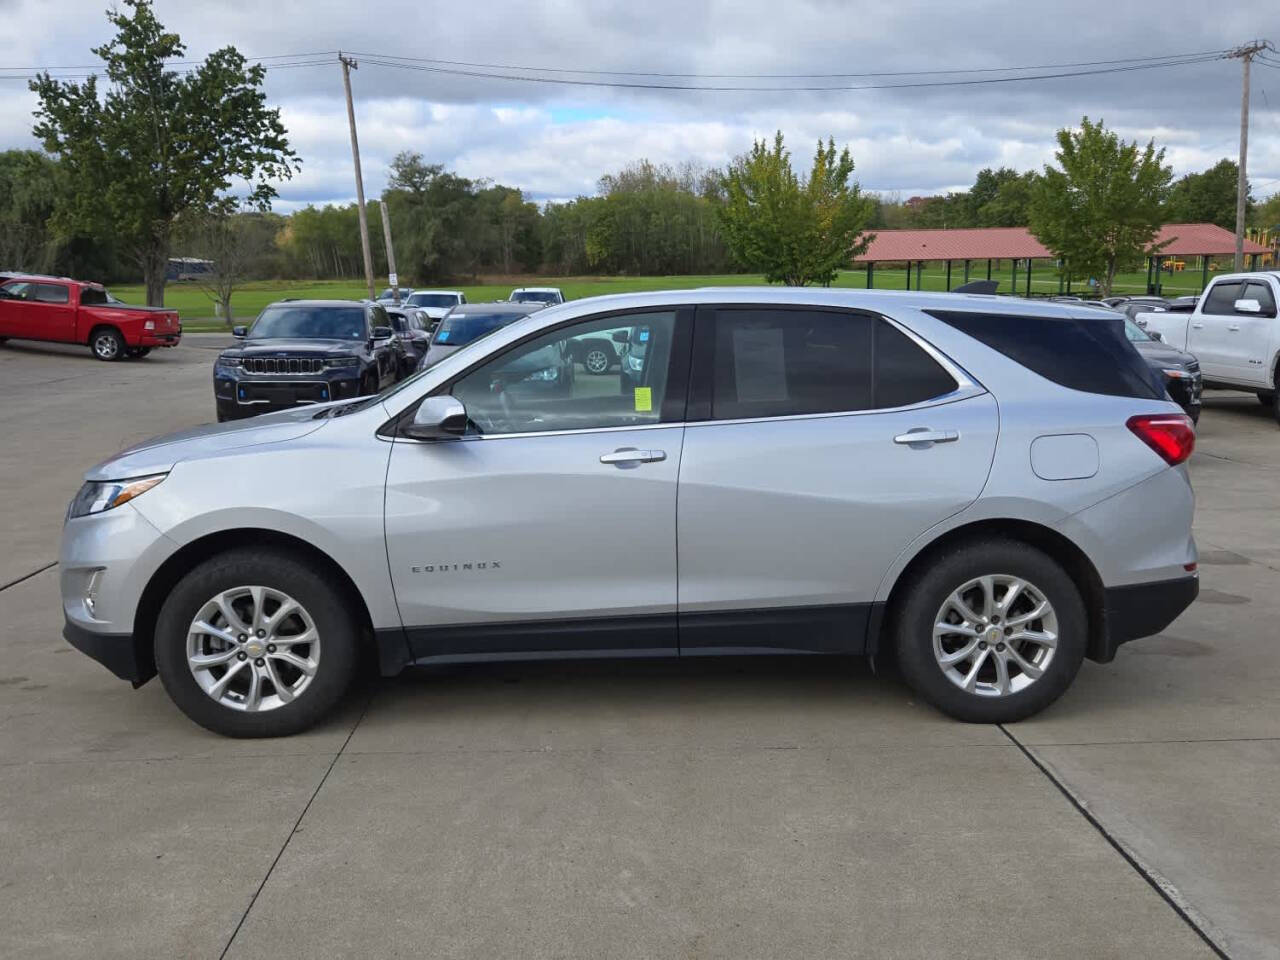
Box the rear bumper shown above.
[63,618,150,685]
[1095,574,1199,662]
[136,331,181,347]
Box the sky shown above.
[1,0,1278,212]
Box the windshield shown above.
[433,311,519,347]
[407,293,459,308]
[249,305,367,340]
[512,291,559,304]
[1123,317,1152,342]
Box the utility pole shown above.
[1227,41,1272,271]
[339,53,376,301]
[379,200,400,304]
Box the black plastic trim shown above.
[680,603,873,655]
[404,613,678,663]
[1097,575,1199,663]
[63,618,153,685]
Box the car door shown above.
[677,305,998,655]
[383,307,692,663]
[1192,279,1246,381]
[0,282,36,337]
[1234,280,1280,385]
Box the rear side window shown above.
[927,309,1162,400]
[708,308,958,420]
[1202,281,1244,315]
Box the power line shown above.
[348,47,1230,80]
[352,52,1228,93]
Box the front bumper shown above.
[63,618,148,684]
[214,369,364,417]
[1096,574,1200,662]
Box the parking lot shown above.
[1,334,1278,959]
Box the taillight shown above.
[1127,413,1195,466]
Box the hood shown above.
[420,307,453,320]
[85,406,330,481]
[1132,339,1196,367]
[229,338,366,356]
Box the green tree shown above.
[0,150,61,272]
[1252,192,1280,231]
[1165,159,1251,229]
[30,0,298,304]
[1030,117,1172,297]
[719,132,873,286]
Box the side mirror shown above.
[371,325,393,340]
[611,330,630,344]
[1234,298,1262,314]
[232,325,248,338]
[403,395,467,440]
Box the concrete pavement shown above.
[1,336,1276,958]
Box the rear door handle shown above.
[894,429,958,447]
[1192,322,1204,329]
[600,448,667,465]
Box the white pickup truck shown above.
[1137,271,1280,421]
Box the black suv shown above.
[213,300,401,421]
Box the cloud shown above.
[2,0,1276,207]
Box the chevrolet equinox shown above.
[61,289,1199,737]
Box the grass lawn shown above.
[112,267,1211,331]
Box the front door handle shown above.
[894,428,959,447]
[600,447,667,465]
[1228,324,1241,332]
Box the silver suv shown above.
[60,289,1199,737]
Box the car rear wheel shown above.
[154,549,359,737]
[583,344,612,375]
[90,328,124,361]
[894,539,1086,723]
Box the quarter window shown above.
[1202,281,1244,316]
[450,311,679,435]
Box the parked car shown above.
[62,288,1198,737]
[376,287,408,303]
[403,290,466,327]
[384,305,432,373]
[509,286,565,306]
[1121,314,1202,422]
[418,301,544,370]
[212,300,400,421]
[1136,271,1280,420]
[0,275,181,360]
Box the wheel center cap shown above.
[244,639,265,658]
[985,627,1003,643]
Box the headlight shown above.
[67,474,166,519]
[327,357,361,368]
[1162,368,1193,380]
[215,354,242,368]
[626,354,644,371]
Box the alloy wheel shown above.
[932,574,1058,697]
[186,586,321,712]
[584,349,610,374]
[94,334,119,359]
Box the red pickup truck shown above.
[0,275,181,360]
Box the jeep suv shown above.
[213,300,401,420]
[63,289,1198,737]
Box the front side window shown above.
[451,311,678,435]
[1,282,34,300]
[1244,281,1277,317]
[1202,281,1244,316]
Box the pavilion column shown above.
[1026,259,1032,297]
[945,260,952,291]
[1011,258,1018,297]
[986,259,992,282]
[964,259,971,283]
[1201,255,1210,293]
[866,261,874,289]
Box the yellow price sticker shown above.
[634,386,653,412]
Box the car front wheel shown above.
[894,539,1086,723]
[583,345,612,375]
[154,549,359,737]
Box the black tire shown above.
[90,327,125,361]
[1257,392,1273,407]
[1272,389,1280,427]
[154,548,359,737]
[894,538,1087,723]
